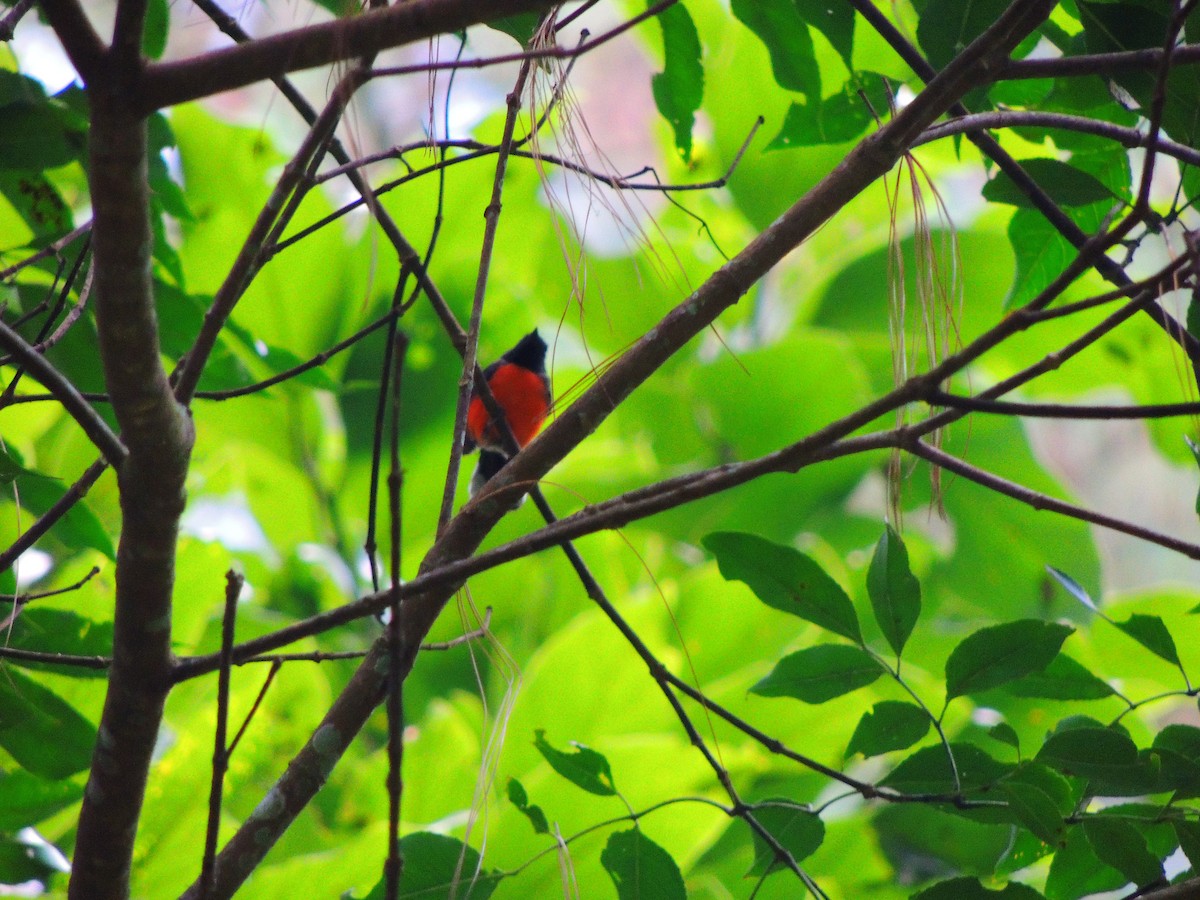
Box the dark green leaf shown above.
[704,532,861,642]
[983,159,1116,209]
[881,743,1011,795]
[1002,761,1075,816]
[746,801,824,877]
[600,829,686,900]
[7,609,112,679]
[533,730,616,796]
[1114,613,1180,666]
[506,777,548,835]
[142,0,169,59]
[1173,819,1200,872]
[751,644,881,703]
[649,2,704,161]
[1046,824,1128,900]
[0,831,69,886]
[1005,654,1114,701]
[913,877,1047,899]
[988,722,1020,752]
[0,103,77,170]
[1186,435,1200,519]
[0,71,48,106]
[874,804,1012,882]
[1036,726,1138,782]
[768,73,894,149]
[846,701,930,758]
[867,525,921,658]
[917,0,1012,67]
[364,832,500,899]
[0,668,96,778]
[0,769,83,830]
[1082,816,1162,888]
[1000,781,1065,845]
[731,0,820,98]
[945,620,1073,700]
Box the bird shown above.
[464,329,551,497]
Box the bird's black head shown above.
[503,329,547,372]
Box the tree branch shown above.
[35,0,105,83]
[137,0,560,112]
[68,61,194,900]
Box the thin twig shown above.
[384,332,407,899]
[200,571,243,900]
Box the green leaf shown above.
[881,743,1011,795]
[533,729,616,796]
[1173,819,1200,871]
[999,781,1065,845]
[1005,654,1114,701]
[142,0,170,59]
[704,532,862,642]
[11,477,116,560]
[913,877,1047,899]
[751,644,881,704]
[0,769,83,830]
[0,171,71,241]
[988,722,1020,752]
[845,701,930,758]
[0,831,69,886]
[945,620,1073,700]
[600,828,686,900]
[1186,435,1200,518]
[0,668,96,778]
[487,12,541,46]
[0,102,78,171]
[917,0,1011,109]
[767,72,893,148]
[794,0,854,69]
[364,832,500,899]
[1036,726,1138,781]
[731,0,820,98]
[7,608,112,679]
[874,804,1013,879]
[983,159,1116,209]
[1113,613,1181,666]
[1005,208,1072,309]
[867,525,921,658]
[506,777,548,835]
[746,801,824,876]
[649,2,704,162]
[1045,824,1128,900]
[1045,566,1098,611]
[1082,816,1163,889]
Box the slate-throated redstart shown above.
[464,329,551,496]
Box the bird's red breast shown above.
[466,361,550,450]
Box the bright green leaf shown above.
[731,0,820,98]
[363,832,500,899]
[0,668,96,779]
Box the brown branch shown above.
[0,0,35,42]
[137,0,561,112]
[1001,42,1200,80]
[200,572,242,900]
[0,318,126,465]
[36,0,105,83]
[0,460,108,577]
[68,61,194,900]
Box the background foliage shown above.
[3,0,1200,898]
